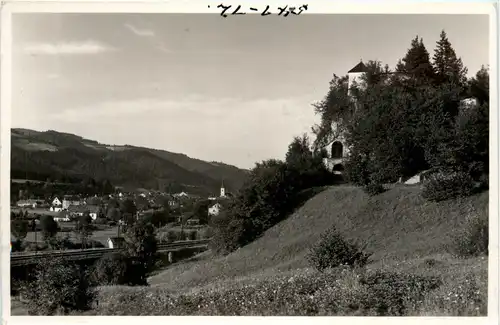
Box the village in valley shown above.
[11,180,230,250]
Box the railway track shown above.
[11,239,210,266]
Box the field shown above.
[11,207,60,217]
[92,185,489,316]
[24,226,120,246]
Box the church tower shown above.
[220,180,226,198]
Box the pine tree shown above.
[469,65,489,105]
[397,36,435,84]
[433,30,468,87]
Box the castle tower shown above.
[347,60,368,97]
[220,180,226,198]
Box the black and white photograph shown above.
[1,1,497,320]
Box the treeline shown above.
[11,144,220,196]
[312,30,488,198]
[11,177,115,204]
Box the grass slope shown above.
[148,185,488,290]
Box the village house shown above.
[52,197,62,206]
[62,195,82,210]
[208,202,222,217]
[16,199,41,209]
[50,196,63,212]
[174,192,189,198]
[68,204,100,220]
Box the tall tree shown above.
[192,199,211,225]
[11,219,29,240]
[396,36,435,84]
[123,221,158,284]
[74,212,94,249]
[360,60,391,86]
[432,30,468,87]
[469,65,489,105]
[120,198,137,216]
[285,134,314,168]
[311,74,353,150]
[40,215,59,242]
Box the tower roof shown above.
[348,61,368,73]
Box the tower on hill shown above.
[347,59,368,97]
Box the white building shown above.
[208,203,222,217]
[220,181,226,198]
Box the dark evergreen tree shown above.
[469,65,489,105]
[396,36,435,84]
[433,30,468,87]
[360,60,391,86]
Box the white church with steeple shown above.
[220,180,226,198]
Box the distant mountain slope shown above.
[11,128,249,195]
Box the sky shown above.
[11,13,489,169]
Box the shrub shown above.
[359,270,442,316]
[159,230,179,243]
[408,272,487,316]
[451,213,488,257]
[11,239,24,252]
[49,235,75,250]
[23,242,49,252]
[363,183,385,196]
[199,227,214,239]
[307,227,371,272]
[93,217,108,225]
[187,230,197,241]
[178,230,187,241]
[92,252,130,285]
[422,171,476,202]
[20,257,95,315]
[39,215,59,241]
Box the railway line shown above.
[11,239,210,266]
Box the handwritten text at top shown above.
[209,4,309,17]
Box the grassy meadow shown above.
[84,185,489,316]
